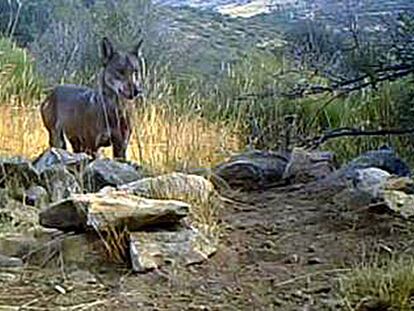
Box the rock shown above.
[24,185,49,207]
[214,150,289,190]
[40,166,81,202]
[39,192,190,232]
[332,168,391,208]
[352,168,391,199]
[283,148,337,184]
[55,234,110,268]
[0,254,23,267]
[342,146,411,177]
[353,167,391,188]
[0,156,40,189]
[384,177,414,194]
[184,167,231,191]
[33,148,91,175]
[382,190,414,218]
[292,147,411,202]
[129,225,217,272]
[82,158,144,192]
[27,232,113,269]
[117,172,217,206]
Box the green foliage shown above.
[0,0,52,45]
[0,36,43,105]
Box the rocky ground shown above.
[1,186,414,310]
[0,147,414,310]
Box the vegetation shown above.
[0,37,42,104]
[1,1,414,310]
[340,257,414,310]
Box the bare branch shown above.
[303,127,414,150]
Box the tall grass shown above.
[0,37,43,105]
[1,35,414,169]
[0,104,242,173]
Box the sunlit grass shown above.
[0,104,243,173]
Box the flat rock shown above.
[39,192,190,232]
[33,148,91,175]
[0,156,40,189]
[129,225,217,272]
[214,150,289,190]
[283,148,337,184]
[117,172,217,206]
[82,158,144,192]
[40,166,81,202]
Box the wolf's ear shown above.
[101,37,114,64]
[133,39,144,57]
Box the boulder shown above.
[18,226,215,272]
[282,148,337,184]
[40,166,81,202]
[351,168,391,199]
[214,150,289,190]
[32,148,91,175]
[341,146,411,177]
[292,147,411,202]
[129,225,217,272]
[39,192,190,232]
[332,168,391,209]
[117,172,217,206]
[0,156,40,189]
[82,159,144,192]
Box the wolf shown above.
[40,37,144,159]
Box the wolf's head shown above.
[101,37,144,100]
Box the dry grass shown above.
[339,257,414,311]
[0,104,243,173]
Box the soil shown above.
[1,187,414,311]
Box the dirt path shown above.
[1,189,414,310]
